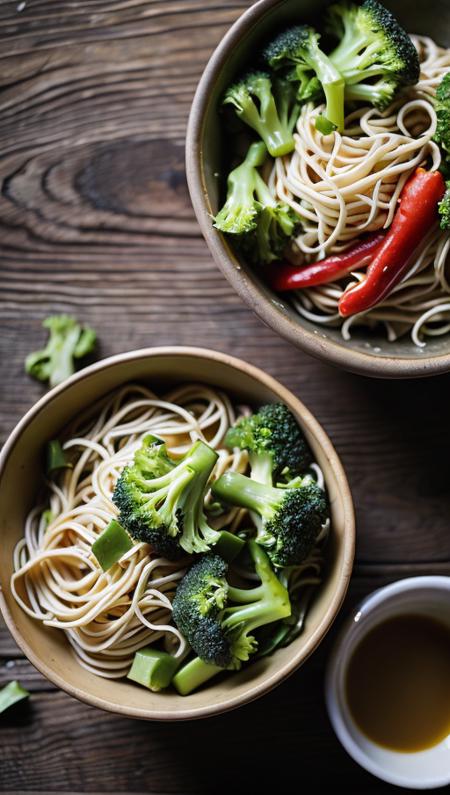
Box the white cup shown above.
[325,576,450,789]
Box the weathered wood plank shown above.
[1,2,449,793]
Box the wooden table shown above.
[1,2,449,792]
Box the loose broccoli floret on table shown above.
[25,315,96,388]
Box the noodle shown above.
[11,383,328,681]
[269,35,450,345]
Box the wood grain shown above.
[0,1,449,793]
[1,573,447,795]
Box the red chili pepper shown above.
[339,168,446,318]
[268,232,385,292]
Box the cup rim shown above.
[185,0,450,379]
[325,575,450,789]
[0,345,355,720]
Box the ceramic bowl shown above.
[325,576,450,789]
[0,347,354,720]
[186,0,450,378]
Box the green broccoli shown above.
[25,315,96,388]
[113,435,222,558]
[263,25,346,131]
[222,71,299,157]
[438,182,450,230]
[326,0,420,110]
[225,402,312,485]
[434,72,450,173]
[172,541,291,694]
[211,471,328,567]
[214,141,300,264]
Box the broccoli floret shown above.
[222,71,299,157]
[212,471,328,567]
[172,541,291,693]
[113,436,221,558]
[25,315,96,388]
[438,182,450,230]
[214,141,266,235]
[214,141,300,264]
[239,200,300,266]
[225,403,312,485]
[263,25,345,132]
[344,77,397,110]
[172,553,231,667]
[326,0,420,110]
[434,72,450,170]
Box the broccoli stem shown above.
[251,93,295,156]
[211,530,245,562]
[330,33,371,72]
[322,81,345,132]
[248,450,274,485]
[136,440,217,493]
[303,44,345,131]
[185,440,218,483]
[244,140,267,168]
[253,171,276,208]
[172,656,224,696]
[49,323,84,387]
[212,470,280,518]
[344,83,385,103]
[46,439,70,475]
[214,142,267,235]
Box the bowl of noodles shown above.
[186,0,450,377]
[0,347,354,720]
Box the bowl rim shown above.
[185,0,450,380]
[0,345,355,721]
[324,575,450,789]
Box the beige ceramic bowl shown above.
[186,0,450,378]
[0,347,354,720]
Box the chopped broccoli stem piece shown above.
[211,530,245,562]
[113,436,221,558]
[25,315,96,388]
[92,519,134,571]
[41,509,54,527]
[172,542,290,679]
[0,681,30,714]
[46,439,71,475]
[212,471,328,567]
[223,71,298,157]
[127,648,179,691]
[315,115,338,135]
[172,656,224,696]
[225,402,312,484]
[264,25,345,131]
